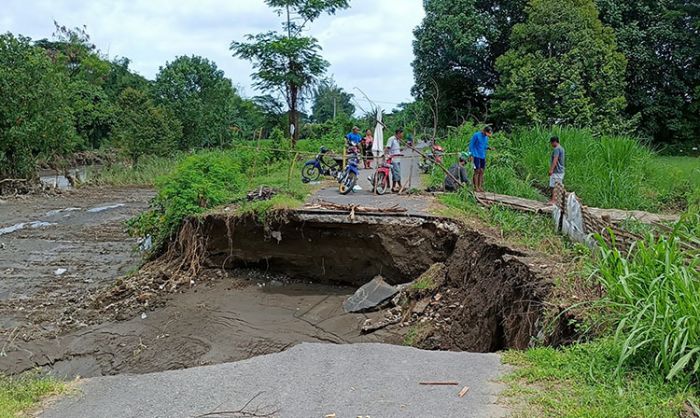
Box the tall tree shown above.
[596,0,699,144]
[231,0,349,145]
[412,0,527,126]
[492,0,629,132]
[311,78,355,122]
[37,22,115,149]
[0,34,76,179]
[153,55,241,149]
[114,88,182,165]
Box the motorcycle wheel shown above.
[339,172,357,195]
[301,164,321,181]
[375,172,389,195]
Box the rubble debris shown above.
[361,307,403,333]
[343,276,398,313]
[305,200,408,214]
[54,268,67,276]
[247,186,277,202]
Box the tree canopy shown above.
[596,0,699,143]
[311,78,355,122]
[492,0,629,132]
[153,55,242,149]
[0,33,76,179]
[231,0,349,144]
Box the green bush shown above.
[129,151,245,246]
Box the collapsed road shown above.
[0,185,566,417]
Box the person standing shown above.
[362,129,374,169]
[468,125,494,192]
[444,152,470,191]
[385,128,403,192]
[547,136,565,205]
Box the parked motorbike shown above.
[418,144,445,174]
[368,155,395,195]
[301,147,340,183]
[337,146,361,195]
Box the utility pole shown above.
[333,97,337,120]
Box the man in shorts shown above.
[385,129,403,192]
[468,125,493,192]
[547,136,565,205]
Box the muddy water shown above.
[1,277,397,378]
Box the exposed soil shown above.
[0,187,153,340]
[203,211,460,285]
[0,185,564,380]
[2,269,398,377]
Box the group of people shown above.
[345,126,406,192]
[345,124,567,202]
[344,126,375,169]
[445,125,566,204]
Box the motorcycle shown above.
[337,146,361,195]
[301,147,341,183]
[368,155,396,195]
[418,143,445,174]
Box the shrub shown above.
[129,151,244,246]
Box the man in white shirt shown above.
[385,128,403,192]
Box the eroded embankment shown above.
[202,211,460,286]
[1,209,562,378]
[192,210,558,352]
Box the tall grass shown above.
[592,215,700,382]
[84,154,186,186]
[510,126,655,210]
[430,123,695,211]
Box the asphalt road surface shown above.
[40,343,509,418]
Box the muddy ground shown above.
[0,187,153,339]
[1,184,563,381]
[0,187,398,378]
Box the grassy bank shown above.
[0,373,66,417]
[127,138,337,250]
[83,154,186,187]
[429,124,698,212]
[503,340,698,417]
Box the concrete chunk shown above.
[343,276,398,313]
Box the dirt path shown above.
[0,187,153,339]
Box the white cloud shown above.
[5,0,424,109]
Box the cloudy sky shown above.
[2,0,425,111]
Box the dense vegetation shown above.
[413,0,699,145]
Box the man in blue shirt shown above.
[345,126,362,147]
[468,125,494,192]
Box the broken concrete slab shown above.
[343,276,398,313]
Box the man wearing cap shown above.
[468,125,494,192]
[444,152,470,192]
[345,126,362,148]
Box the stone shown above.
[343,276,398,313]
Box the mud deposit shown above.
[1,193,559,380]
[0,187,153,337]
[2,273,395,377]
